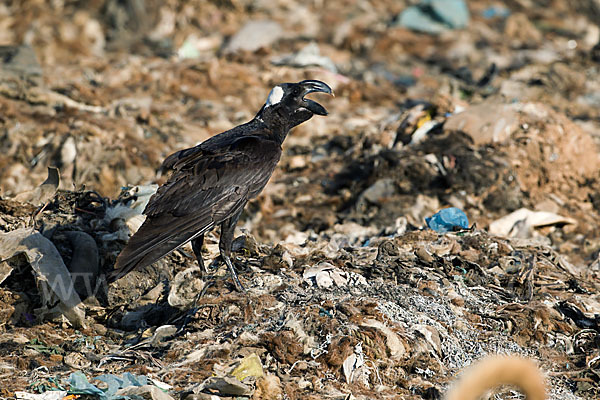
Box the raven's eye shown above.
[292,86,301,96]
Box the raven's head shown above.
[258,80,333,132]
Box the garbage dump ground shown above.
[1,0,600,399]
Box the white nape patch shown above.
[265,86,284,106]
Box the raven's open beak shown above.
[300,80,334,116]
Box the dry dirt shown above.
[1,1,600,399]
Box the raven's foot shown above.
[191,235,208,277]
[222,254,246,292]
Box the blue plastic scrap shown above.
[426,207,469,233]
[67,371,151,400]
[397,0,470,34]
[67,372,106,397]
[482,6,511,19]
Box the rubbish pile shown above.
[1,0,600,399]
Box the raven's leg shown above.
[220,208,245,292]
[191,234,206,275]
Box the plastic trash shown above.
[230,353,264,381]
[66,371,167,400]
[396,0,470,34]
[13,166,60,206]
[0,228,85,327]
[15,392,67,400]
[488,208,576,238]
[425,207,469,233]
[224,20,283,54]
[482,6,510,19]
[271,42,337,73]
[67,372,105,396]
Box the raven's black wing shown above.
[107,135,281,282]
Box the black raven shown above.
[107,80,333,291]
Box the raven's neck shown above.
[256,106,313,145]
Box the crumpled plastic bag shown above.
[426,207,469,233]
[67,372,106,396]
[0,228,85,327]
[489,208,576,238]
[303,262,368,289]
[67,371,171,400]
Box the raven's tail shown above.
[107,214,213,283]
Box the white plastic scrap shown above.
[121,184,158,213]
[117,385,174,400]
[15,392,68,400]
[102,205,146,241]
[0,228,85,327]
[303,262,367,289]
[271,42,338,72]
[489,208,576,238]
[361,318,406,359]
[342,342,370,386]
